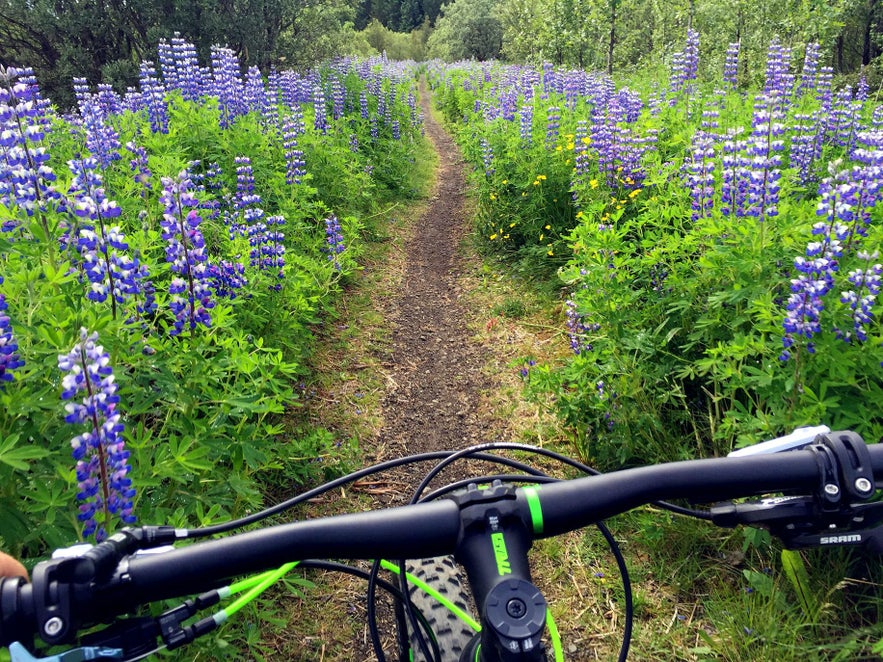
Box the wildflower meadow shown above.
[431,32,883,469]
[0,37,424,555]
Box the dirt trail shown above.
[369,88,508,466]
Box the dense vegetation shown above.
[4,0,883,108]
[431,32,883,470]
[0,41,425,556]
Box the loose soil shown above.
[369,89,510,471]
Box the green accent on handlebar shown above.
[546,608,564,662]
[379,559,481,632]
[523,485,544,534]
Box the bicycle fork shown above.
[452,482,548,662]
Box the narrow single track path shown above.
[369,87,509,465]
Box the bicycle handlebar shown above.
[4,431,883,656]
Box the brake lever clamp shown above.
[712,431,882,552]
[816,430,876,502]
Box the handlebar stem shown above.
[452,482,547,661]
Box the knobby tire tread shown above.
[406,556,476,662]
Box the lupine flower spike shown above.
[159,172,215,335]
[59,328,135,541]
[0,276,24,385]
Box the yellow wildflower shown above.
[489,193,496,200]
[545,225,551,230]
[539,233,544,240]
[566,142,575,150]
[629,189,642,198]
[538,175,547,180]
[502,179,508,184]
[490,234,497,240]
[509,222,515,228]
[555,145,563,152]
[590,179,599,189]
[581,137,591,145]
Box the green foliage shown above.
[0,57,426,562]
[0,0,363,107]
[426,0,503,61]
[433,49,883,476]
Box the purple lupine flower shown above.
[210,46,245,129]
[158,33,202,102]
[313,84,328,134]
[564,298,599,355]
[781,165,855,359]
[798,43,821,96]
[0,276,24,385]
[545,106,560,149]
[245,66,268,116]
[360,90,369,119]
[723,42,740,88]
[282,112,307,185]
[480,137,494,178]
[721,130,749,216]
[519,359,536,379]
[829,87,862,152]
[781,274,829,359]
[79,95,121,171]
[519,104,533,147]
[157,38,178,91]
[226,155,264,239]
[126,141,152,194]
[159,172,215,335]
[857,76,869,102]
[249,214,286,288]
[683,29,700,82]
[572,120,591,193]
[59,328,136,541]
[96,84,122,117]
[208,260,247,298]
[742,95,784,220]
[0,65,64,227]
[138,61,169,134]
[764,37,793,112]
[816,66,834,110]
[684,131,716,221]
[840,250,882,343]
[700,90,725,131]
[330,78,344,120]
[68,158,141,319]
[324,214,345,271]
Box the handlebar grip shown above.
[0,577,31,647]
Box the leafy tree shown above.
[0,0,361,107]
[427,0,501,60]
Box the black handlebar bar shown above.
[3,432,883,656]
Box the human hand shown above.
[0,551,27,580]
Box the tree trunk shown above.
[864,0,878,65]
[607,0,616,75]
[836,33,845,72]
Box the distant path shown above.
[369,85,505,465]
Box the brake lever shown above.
[8,641,124,662]
[711,498,883,551]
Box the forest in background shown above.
[3,0,883,107]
